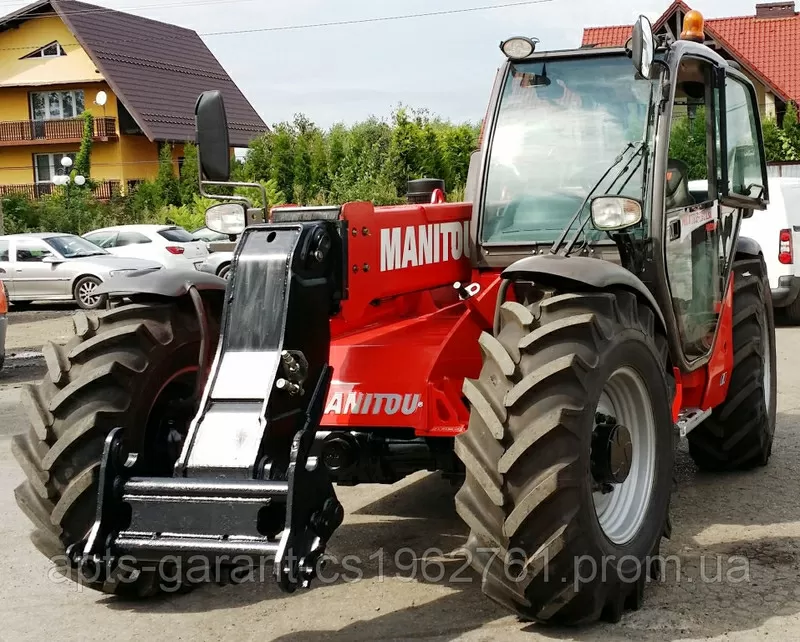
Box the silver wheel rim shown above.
[592,366,657,545]
[78,280,100,307]
[762,317,771,408]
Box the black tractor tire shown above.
[687,256,777,471]
[12,300,215,596]
[73,276,106,310]
[455,289,674,625]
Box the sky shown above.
[1,0,779,128]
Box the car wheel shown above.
[73,276,107,310]
[218,264,231,280]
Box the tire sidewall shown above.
[757,259,778,454]
[574,328,674,586]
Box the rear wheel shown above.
[455,289,674,624]
[218,264,230,280]
[12,299,217,596]
[73,276,106,310]
[687,256,777,470]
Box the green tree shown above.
[179,142,200,204]
[762,117,783,162]
[269,123,296,202]
[384,107,423,195]
[155,143,181,207]
[74,112,94,178]
[668,109,708,180]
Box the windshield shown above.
[481,55,658,244]
[45,235,108,258]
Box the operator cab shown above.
[471,11,769,371]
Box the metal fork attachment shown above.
[68,219,346,592]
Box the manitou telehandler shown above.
[13,11,777,625]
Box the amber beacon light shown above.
[680,10,705,42]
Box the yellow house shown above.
[0,0,268,199]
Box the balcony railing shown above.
[0,117,118,146]
[0,180,124,201]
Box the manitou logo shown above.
[380,221,470,271]
[324,392,422,416]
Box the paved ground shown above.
[2,310,800,641]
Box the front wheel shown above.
[73,276,106,310]
[455,289,674,624]
[12,299,218,596]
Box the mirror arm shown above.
[199,179,257,210]
[196,145,263,210]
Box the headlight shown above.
[500,36,538,60]
[109,269,136,277]
[591,197,643,231]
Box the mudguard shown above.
[735,235,762,259]
[502,254,667,331]
[93,268,226,298]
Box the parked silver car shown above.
[198,251,233,280]
[0,233,162,310]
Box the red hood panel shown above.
[322,308,470,432]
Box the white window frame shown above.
[22,41,66,59]
[34,152,77,185]
[30,89,85,121]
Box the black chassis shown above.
[468,41,769,375]
[70,217,351,591]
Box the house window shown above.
[30,90,85,121]
[21,41,66,59]
[34,153,77,184]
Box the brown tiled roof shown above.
[582,0,800,103]
[0,0,269,145]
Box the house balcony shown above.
[0,179,132,201]
[0,117,118,146]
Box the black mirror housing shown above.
[195,90,231,183]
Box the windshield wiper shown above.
[550,142,645,257]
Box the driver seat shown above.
[665,159,696,211]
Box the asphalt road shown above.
[2,314,800,641]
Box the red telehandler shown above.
[13,12,776,625]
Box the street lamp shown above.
[53,156,86,232]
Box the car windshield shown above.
[45,235,108,258]
[481,55,658,245]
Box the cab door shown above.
[662,55,767,364]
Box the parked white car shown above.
[689,176,800,320]
[82,224,209,270]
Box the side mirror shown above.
[195,90,231,183]
[631,15,655,78]
[205,202,246,236]
[42,255,63,264]
[591,197,643,230]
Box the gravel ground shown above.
[1,313,800,641]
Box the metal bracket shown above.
[677,407,712,438]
